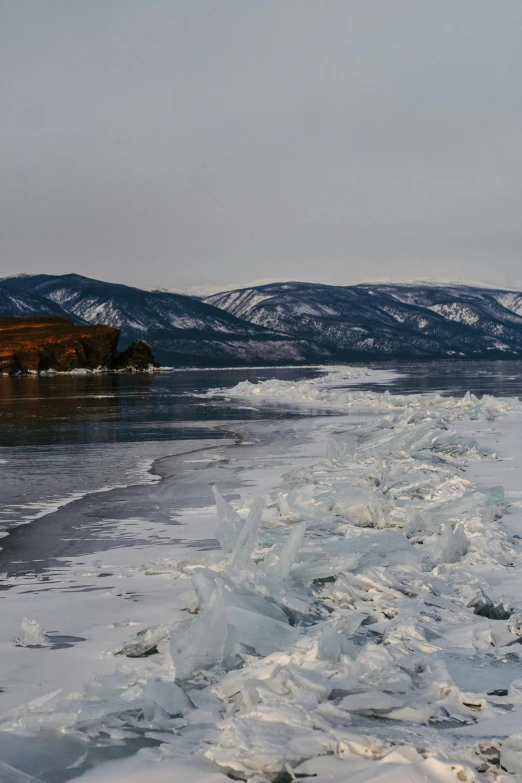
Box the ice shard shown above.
[229,497,265,571]
[271,522,307,579]
[326,439,348,460]
[431,491,493,524]
[226,606,299,656]
[213,485,242,553]
[119,622,175,657]
[144,678,190,716]
[324,485,390,527]
[170,587,228,680]
[290,553,360,582]
[430,523,468,564]
[223,584,290,625]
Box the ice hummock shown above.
[14,618,50,648]
[467,589,514,620]
[501,735,522,775]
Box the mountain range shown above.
[1,273,522,366]
[206,282,522,361]
[0,274,312,366]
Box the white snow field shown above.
[2,368,522,782]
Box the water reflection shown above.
[0,374,124,434]
[0,367,323,447]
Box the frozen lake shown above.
[2,360,522,536]
[1,360,522,782]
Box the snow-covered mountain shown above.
[3,274,522,365]
[0,274,311,366]
[0,285,75,319]
[205,281,522,360]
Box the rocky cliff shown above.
[113,339,160,371]
[0,316,160,374]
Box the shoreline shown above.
[0,438,237,569]
[5,354,522,379]
[1,365,163,377]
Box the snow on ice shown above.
[2,369,522,782]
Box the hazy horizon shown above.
[5,270,522,298]
[1,1,521,290]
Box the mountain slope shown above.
[0,275,312,366]
[205,281,522,360]
[0,285,75,319]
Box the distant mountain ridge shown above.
[0,274,312,366]
[205,281,522,361]
[2,274,522,365]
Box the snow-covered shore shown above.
[1,363,162,377]
[2,369,522,782]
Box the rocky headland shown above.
[0,316,160,375]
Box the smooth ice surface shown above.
[442,652,522,693]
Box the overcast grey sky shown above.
[1,0,521,291]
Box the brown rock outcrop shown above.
[0,316,160,374]
[114,339,160,371]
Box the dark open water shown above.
[1,361,521,536]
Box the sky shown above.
[1,0,521,292]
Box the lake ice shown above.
[1,365,522,782]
